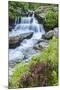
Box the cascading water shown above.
[9,12,45,71]
[15,17,20,25]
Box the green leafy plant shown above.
[44,10,58,31]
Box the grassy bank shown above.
[9,36,58,88]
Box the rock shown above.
[9,34,21,49]
[42,27,58,40]
[42,30,54,40]
[20,31,33,39]
[9,18,15,29]
[9,26,12,31]
[9,35,20,45]
[53,27,59,38]
[33,44,41,50]
[38,41,48,48]
[33,40,48,50]
[9,31,33,48]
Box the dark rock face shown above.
[9,18,15,30]
[9,26,13,31]
[42,27,58,40]
[35,13,44,24]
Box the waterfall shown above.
[9,12,45,63]
[15,17,20,25]
[13,12,45,34]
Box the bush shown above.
[44,10,58,31]
[19,63,48,87]
[9,37,58,88]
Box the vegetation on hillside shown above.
[9,37,58,88]
[9,1,41,19]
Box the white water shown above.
[9,13,45,62]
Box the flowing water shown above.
[9,13,45,78]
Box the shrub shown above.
[44,10,58,31]
[19,63,48,88]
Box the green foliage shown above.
[29,37,58,86]
[44,10,58,31]
[9,62,29,88]
[9,1,41,19]
[9,37,58,88]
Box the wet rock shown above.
[42,30,54,40]
[38,41,48,48]
[33,40,48,50]
[20,31,33,39]
[9,31,33,48]
[9,35,20,48]
[42,27,58,40]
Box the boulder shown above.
[38,41,48,48]
[9,31,33,48]
[20,31,33,39]
[42,30,54,40]
[9,35,20,45]
[9,35,21,48]
[33,40,48,50]
[53,27,59,38]
[42,27,58,40]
